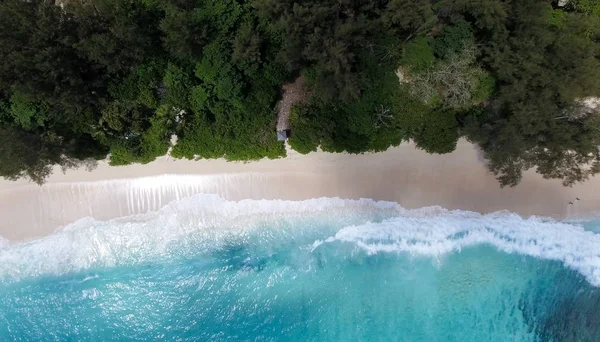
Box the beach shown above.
[3,140,600,341]
[1,139,598,241]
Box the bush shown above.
[108,105,173,165]
[547,9,568,29]
[108,143,137,166]
[9,91,43,130]
[189,86,208,115]
[414,111,459,154]
[163,63,192,109]
[402,36,435,72]
[433,20,474,59]
[288,104,325,154]
[472,72,496,103]
[139,106,172,163]
[135,62,163,109]
[571,0,600,13]
[171,117,223,159]
[408,44,486,108]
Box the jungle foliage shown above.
[0,0,599,187]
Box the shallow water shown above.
[1,195,599,341]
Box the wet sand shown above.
[1,140,597,241]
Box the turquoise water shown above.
[1,195,599,341]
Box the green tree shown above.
[255,0,391,102]
[432,20,474,59]
[9,91,46,130]
[383,0,436,33]
[66,0,163,75]
[414,111,459,154]
[159,2,207,62]
[406,43,487,108]
[402,36,436,72]
[1,0,599,190]
[466,0,600,186]
[0,127,62,184]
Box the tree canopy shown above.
[0,0,599,187]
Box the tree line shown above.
[0,0,599,187]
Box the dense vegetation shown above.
[0,0,599,187]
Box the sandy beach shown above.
[1,139,598,241]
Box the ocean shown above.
[1,194,599,341]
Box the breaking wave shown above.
[313,212,600,286]
[1,194,599,286]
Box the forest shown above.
[0,0,599,186]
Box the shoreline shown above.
[1,140,599,241]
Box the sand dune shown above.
[1,140,598,241]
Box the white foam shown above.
[316,211,600,286]
[1,194,599,287]
[0,236,8,249]
[6,173,308,238]
[0,195,399,281]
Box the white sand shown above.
[1,140,598,241]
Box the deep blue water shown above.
[1,196,599,341]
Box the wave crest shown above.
[1,194,599,286]
[314,212,600,286]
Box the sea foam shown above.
[1,194,599,286]
[314,212,600,286]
